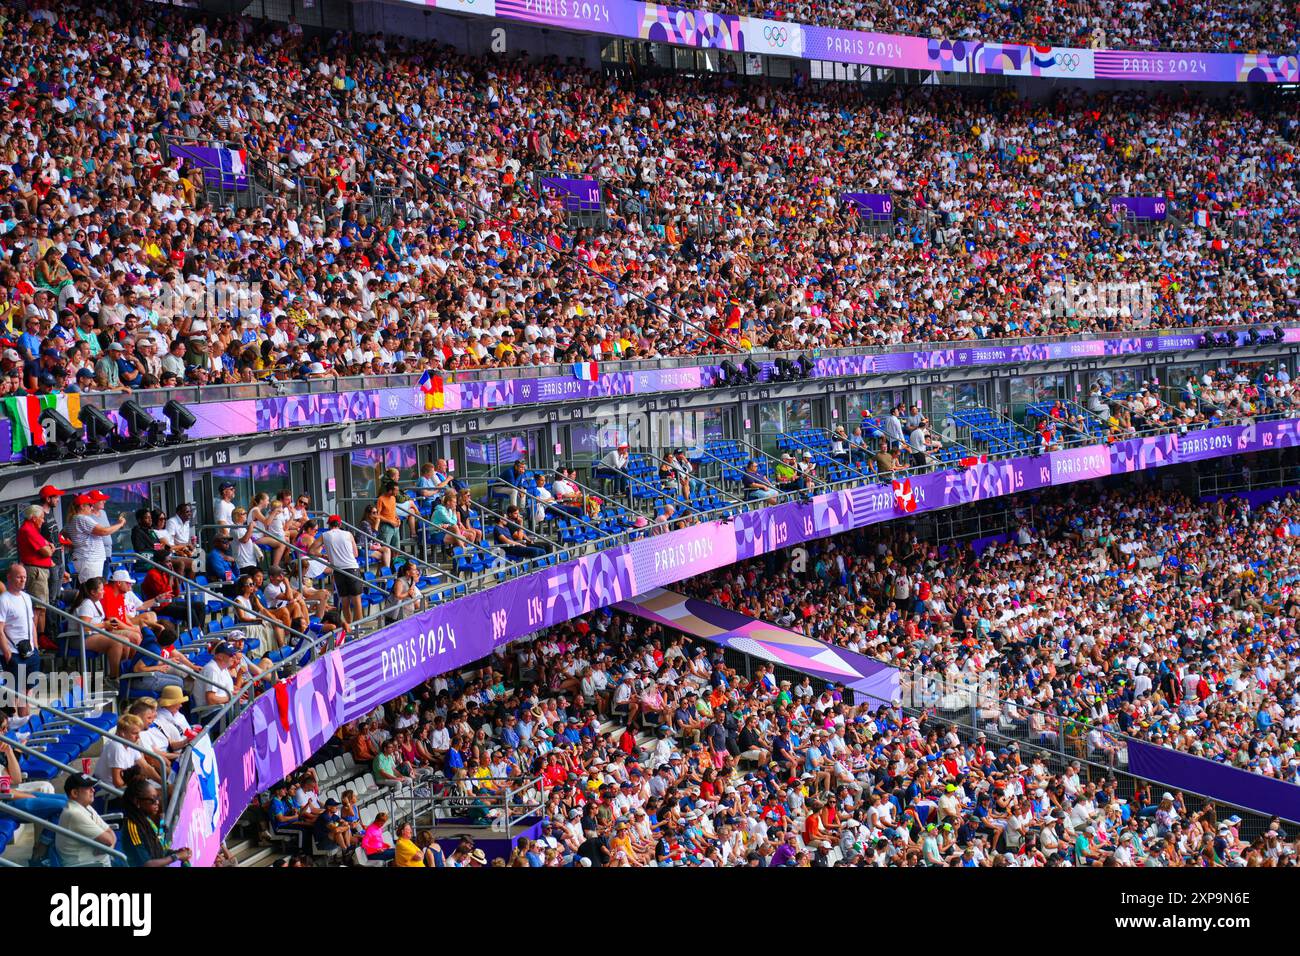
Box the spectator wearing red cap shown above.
[35,484,64,556]
[66,494,124,584]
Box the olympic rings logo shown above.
[762,25,789,47]
[1056,52,1080,71]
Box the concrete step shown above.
[237,845,278,868]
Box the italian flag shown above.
[2,394,82,455]
[572,362,600,382]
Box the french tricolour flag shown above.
[572,362,600,382]
[1193,210,1210,228]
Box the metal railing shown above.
[72,320,1297,412]
[387,773,548,847]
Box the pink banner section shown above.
[406,0,1300,82]
[614,587,900,706]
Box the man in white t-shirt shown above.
[56,773,115,867]
[214,481,238,527]
[0,563,40,717]
[199,642,239,710]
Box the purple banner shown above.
[1111,195,1168,221]
[170,709,257,869]
[841,192,894,219]
[539,176,602,212]
[409,0,1300,84]
[1127,740,1299,823]
[169,144,249,191]
[170,653,344,868]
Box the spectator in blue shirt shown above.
[207,532,238,593]
[494,459,530,508]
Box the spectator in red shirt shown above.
[140,553,204,628]
[17,504,56,640]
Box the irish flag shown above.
[417,371,444,411]
[2,394,82,455]
[572,362,600,382]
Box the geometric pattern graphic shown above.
[615,587,900,705]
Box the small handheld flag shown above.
[418,370,444,410]
[892,478,918,513]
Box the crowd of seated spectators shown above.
[248,610,1298,866]
[680,485,1300,781]
[0,477,368,863]
[1,0,1298,407]
[709,0,1299,54]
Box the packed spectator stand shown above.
[680,485,1300,783]
[234,604,1298,867]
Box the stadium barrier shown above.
[23,325,1294,465]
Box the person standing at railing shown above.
[214,481,238,528]
[17,504,55,653]
[312,515,363,626]
[227,507,261,577]
[375,481,403,552]
[67,493,124,584]
[883,406,906,446]
[494,459,532,508]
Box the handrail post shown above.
[128,552,313,652]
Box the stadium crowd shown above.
[1,0,1299,402]
[252,608,1297,867]
[713,0,1299,54]
[681,486,1300,782]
